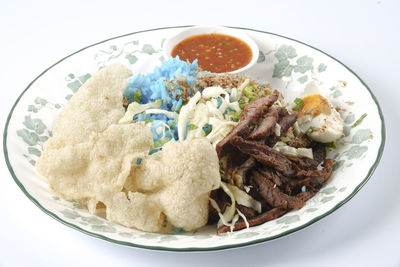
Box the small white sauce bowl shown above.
[162,26,259,74]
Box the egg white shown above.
[297,107,343,143]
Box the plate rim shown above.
[3,25,386,252]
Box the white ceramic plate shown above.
[4,26,385,251]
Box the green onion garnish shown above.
[153,137,171,148]
[326,141,337,149]
[306,126,314,134]
[351,113,367,128]
[228,110,241,122]
[188,124,198,131]
[170,119,178,129]
[133,90,142,103]
[292,98,304,111]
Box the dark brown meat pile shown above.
[210,94,335,234]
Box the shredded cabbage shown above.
[177,86,241,146]
[186,103,209,139]
[177,91,201,141]
[202,86,228,99]
[218,182,237,229]
[237,79,250,95]
[211,182,261,232]
[206,118,237,146]
[209,197,229,226]
[273,141,314,159]
[118,100,162,124]
[275,123,281,137]
[236,208,250,229]
[225,183,262,213]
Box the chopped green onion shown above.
[351,113,367,128]
[306,126,314,135]
[244,86,258,102]
[188,124,198,131]
[144,119,154,124]
[153,137,171,148]
[227,110,241,122]
[170,119,178,129]
[133,90,142,103]
[292,98,304,111]
[238,99,247,110]
[326,141,337,149]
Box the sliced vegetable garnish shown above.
[153,137,171,148]
[326,141,337,149]
[293,97,304,111]
[225,183,262,213]
[133,90,142,103]
[170,119,178,129]
[118,100,162,124]
[227,110,241,122]
[352,113,367,128]
[188,124,198,131]
[306,126,314,134]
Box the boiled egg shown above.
[296,93,343,143]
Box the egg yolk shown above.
[298,94,331,117]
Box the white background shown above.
[1,0,399,266]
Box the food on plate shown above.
[36,56,343,234]
[36,123,153,201]
[36,62,220,232]
[295,84,344,143]
[43,63,132,148]
[171,33,252,73]
[103,138,220,232]
[207,80,338,233]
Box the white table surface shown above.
[1,0,399,266]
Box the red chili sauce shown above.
[171,33,253,73]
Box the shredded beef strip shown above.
[287,156,320,170]
[250,170,287,208]
[284,177,312,196]
[308,158,335,187]
[265,113,297,147]
[296,190,316,202]
[231,136,296,177]
[310,142,327,165]
[256,166,282,186]
[248,108,281,140]
[217,208,287,234]
[236,204,257,219]
[250,170,305,210]
[296,158,335,181]
[216,91,279,158]
[290,159,334,201]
